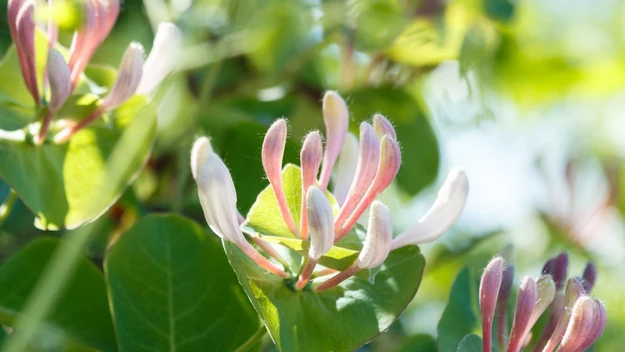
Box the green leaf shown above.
[242,164,339,240]
[261,236,360,271]
[348,88,439,197]
[105,214,260,352]
[0,96,156,230]
[350,0,407,52]
[398,334,437,352]
[0,237,117,351]
[437,267,480,352]
[457,334,483,352]
[225,242,425,352]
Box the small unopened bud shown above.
[47,49,71,113]
[262,119,299,236]
[337,135,401,240]
[334,122,379,235]
[553,252,569,291]
[10,0,39,103]
[524,275,555,339]
[300,132,323,238]
[356,201,392,269]
[479,257,504,352]
[136,22,182,95]
[507,277,537,352]
[391,168,469,249]
[196,153,245,245]
[372,114,397,140]
[306,187,334,260]
[559,297,597,352]
[581,261,597,293]
[101,43,144,110]
[190,136,213,180]
[319,91,349,190]
[332,132,359,205]
[542,258,555,276]
[542,278,587,352]
[496,264,515,347]
[576,299,606,351]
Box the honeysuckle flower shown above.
[191,136,214,181]
[191,91,469,291]
[194,149,288,278]
[479,257,504,352]
[478,253,606,352]
[319,91,349,191]
[35,49,72,144]
[300,132,323,239]
[136,22,182,95]
[390,167,469,250]
[8,0,38,104]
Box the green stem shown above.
[0,189,17,228]
[234,325,267,352]
[1,225,96,352]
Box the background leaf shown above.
[457,334,483,352]
[0,237,116,351]
[105,214,260,352]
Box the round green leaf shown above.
[0,237,117,351]
[225,242,425,352]
[0,97,157,230]
[348,88,440,197]
[105,214,260,352]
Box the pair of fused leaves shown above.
[0,34,156,231]
[0,214,261,351]
[228,164,426,351]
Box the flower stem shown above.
[314,263,360,292]
[295,257,318,290]
[250,236,290,269]
[35,110,53,145]
[0,189,18,228]
[53,106,104,144]
[234,325,267,352]
[239,241,289,278]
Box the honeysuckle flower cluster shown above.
[479,253,606,352]
[191,91,470,291]
[7,0,181,143]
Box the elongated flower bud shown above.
[496,264,515,348]
[9,0,39,104]
[300,132,323,239]
[319,91,349,190]
[541,278,586,352]
[307,187,334,260]
[542,258,555,276]
[581,261,597,293]
[357,201,392,269]
[101,43,144,110]
[523,275,555,341]
[191,136,213,180]
[559,297,597,352]
[47,49,71,113]
[479,257,504,352]
[574,299,606,351]
[372,114,396,140]
[262,119,299,236]
[391,168,469,249]
[334,123,379,233]
[507,277,537,352]
[332,133,359,206]
[553,252,569,291]
[196,153,245,245]
[136,22,182,95]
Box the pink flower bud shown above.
[479,257,504,352]
[334,122,379,236]
[306,187,334,260]
[541,278,587,352]
[390,167,469,249]
[542,258,555,276]
[46,49,71,113]
[575,299,606,351]
[136,22,182,95]
[190,136,213,181]
[101,43,144,110]
[356,201,392,269]
[331,133,359,206]
[372,114,396,140]
[507,277,537,352]
[523,275,555,341]
[337,135,401,240]
[581,261,597,293]
[553,252,569,291]
[196,153,245,246]
[559,296,597,352]
[262,119,299,236]
[9,0,39,104]
[300,131,323,239]
[496,264,515,348]
[319,91,349,191]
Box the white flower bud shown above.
[196,153,245,245]
[332,132,359,206]
[47,49,71,113]
[136,22,182,95]
[190,136,213,180]
[306,186,334,260]
[319,91,349,190]
[391,167,469,249]
[357,201,392,269]
[101,43,144,110]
